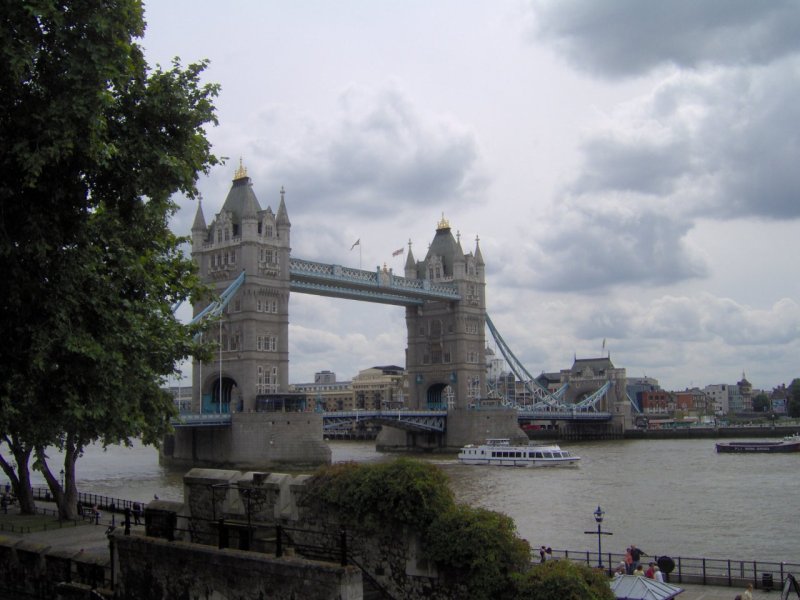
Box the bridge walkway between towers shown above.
[170,409,613,430]
[288,257,461,306]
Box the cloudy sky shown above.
[142,0,800,392]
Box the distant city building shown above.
[641,390,673,415]
[736,373,753,412]
[626,376,661,413]
[291,375,352,411]
[290,366,407,412]
[673,388,710,416]
[770,385,789,415]
[703,384,730,416]
[314,370,337,384]
[703,374,754,416]
[353,365,406,410]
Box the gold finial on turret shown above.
[436,212,450,230]
[233,157,248,180]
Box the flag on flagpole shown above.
[392,247,404,257]
[350,239,360,250]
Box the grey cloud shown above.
[512,206,707,292]
[571,62,800,220]
[591,295,800,347]
[572,137,691,196]
[528,0,800,78]
[248,87,487,218]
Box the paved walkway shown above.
[678,582,775,599]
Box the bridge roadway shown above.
[172,409,613,433]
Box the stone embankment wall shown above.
[112,533,362,600]
[112,467,456,600]
[0,535,110,599]
[161,411,331,470]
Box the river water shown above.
[32,437,799,564]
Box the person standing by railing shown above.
[624,547,634,574]
[630,544,647,572]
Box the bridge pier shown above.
[375,427,446,452]
[375,408,526,452]
[161,413,331,470]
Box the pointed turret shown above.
[404,239,416,279]
[240,164,259,241]
[453,229,466,278]
[276,186,291,228]
[192,200,207,231]
[425,213,461,278]
[220,159,262,225]
[192,200,207,251]
[474,235,485,266]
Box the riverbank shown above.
[526,423,800,441]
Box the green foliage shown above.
[752,393,770,413]
[425,503,532,600]
[304,459,454,532]
[0,0,218,516]
[789,379,800,418]
[511,559,615,600]
[306,459,536,600]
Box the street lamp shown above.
[584,505,613,570]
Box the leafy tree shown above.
[305,459,533,600]
[752,393,770,412]
[0,0,218,517]
[425,504,532,600]
[304,459,454,532]
[511,559,615,600]
[789,379,800,418]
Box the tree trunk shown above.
[0,441,36,514]
[36,437,80,520]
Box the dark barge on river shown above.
[716,435,800,453]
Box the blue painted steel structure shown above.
[289,258,460,306]
[485,313,614,414]
[189,270,247,325]
[171,408,612,430]
[323,410,448,433]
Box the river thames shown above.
[44,437,800,564]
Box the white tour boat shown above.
[457,438,580,467]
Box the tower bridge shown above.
[162,164,627,470]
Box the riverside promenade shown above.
[0,506,782,599]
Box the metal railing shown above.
[160,515,396,599]
[554,548,798,590]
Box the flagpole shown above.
[359,243,362,269]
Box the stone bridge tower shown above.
[190,163,291,413]
[403,216,487,410]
